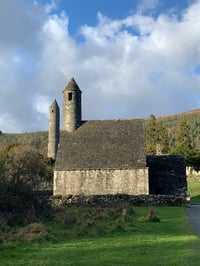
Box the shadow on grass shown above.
[0,233,199,266]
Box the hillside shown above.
[158,108,200,128]
[157,108,200,151]
[158,108,200,120]
[0,131,48,155]
[0,108,200,154]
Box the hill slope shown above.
[0,108,200,153]
[0,131,48,155]
[157,108,200,150]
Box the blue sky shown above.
[0,0,200,132]
[56,0,191,33]
[39,0,192,38]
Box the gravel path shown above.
[186,203,200,236]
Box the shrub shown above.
[0,181,52,225]
[15,223,49,242]
[62,213,77,227]
[138,208,160,222]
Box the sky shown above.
[0,0,200,133]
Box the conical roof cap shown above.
[63,77,82,93]
[51,99,59,108]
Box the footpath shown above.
[186,203,200,236]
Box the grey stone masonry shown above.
[63,77,82,132]
[54,168,149,196]
[48,77,188,198]
[47,99,60,160]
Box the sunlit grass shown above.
[0,206,200,266]
[188,181,200,203]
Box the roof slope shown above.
[55,119,146,170]
[63,77,82,93]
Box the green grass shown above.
[0,206,200,266]
[188,182,200,203]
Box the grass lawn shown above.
[188,181,200,203]
[0,206,200,266]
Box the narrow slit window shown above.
[68,92,73,101]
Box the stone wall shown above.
[51,194,188,207]
[54,168,149,196]
[186,166,200,180]
[147,155,187,195]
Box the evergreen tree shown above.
[171,120,200,167]
[156,122,169,154]
[175,120,191,147]
[172,120,192,156]
[145,115,169,154]
[145,115,157,154]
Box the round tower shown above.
[47,99,60,160]
[63,77,82,132]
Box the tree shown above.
[145,115,169,154]
[175,120,191,147]
[145,115,157,154]
[171,120,200,167]
[3,143,53,188]
[172,120,192,158]
[0,142,53,225]
[156,121,169,154]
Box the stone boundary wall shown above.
[186,167,200,178]
[187,169,200,182]
[51,194,188,207]
[187,176,200,182]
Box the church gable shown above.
[55,119,146,171]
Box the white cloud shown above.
[44,0,58,14]
[137,0,160,14]
[0,0,200,133]
[0,114,21,133]
[34,94,52,117]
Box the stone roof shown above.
[63,77,82,93]
[55,119,146,171]
[50,99,59,108]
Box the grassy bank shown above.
[0,206,200,266]
[188,181,200,203]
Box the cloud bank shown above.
[0,0,200,132]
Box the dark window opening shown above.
[51,109,54,113]
[68,92,73,101]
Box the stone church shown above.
[48,78,187,196]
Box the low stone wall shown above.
[187,175,200,182]
[186,167,200,178]
[51,194,188,207]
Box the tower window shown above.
[68,92,73,101]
